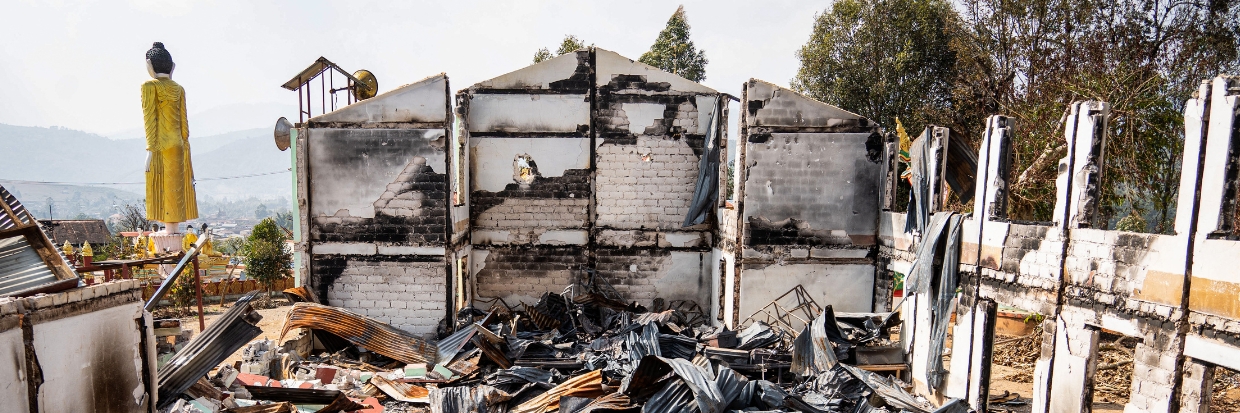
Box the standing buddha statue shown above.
[142,42,198,235]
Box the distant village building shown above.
[39,219,112,248]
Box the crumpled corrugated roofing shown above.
[280,302,438,364]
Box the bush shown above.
[242,217,292,294]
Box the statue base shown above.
[150,233,185,276]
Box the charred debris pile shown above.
[157,278,968,413]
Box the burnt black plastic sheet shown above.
[683,97,720,227]
[624,355,726,413]
[792,308,839,377]
[737,321,780,350]
[428,384,511,413]
[905,134,933,235]
[907,212,962,391]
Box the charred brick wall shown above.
[461,48,723,310]
[733,79,884,316]
[472,247,587,301]
[310,256,446,337]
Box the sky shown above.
[0,0,826,137]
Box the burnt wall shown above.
[308,128,449,247]
[310,255,447,337]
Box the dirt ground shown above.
[166,297,294,367]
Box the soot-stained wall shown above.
[734,79,883,315]
[308,128,447,246]
[461,48,721,310]
[300,74,454,338]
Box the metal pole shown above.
[194,256,204,331]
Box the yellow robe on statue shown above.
[142,78,199,223]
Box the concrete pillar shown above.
[1173,80,1213,236]
[1178,358,1215,413]
[1053,101,1110,230]
[1192,75,1240,237]
[1126,319,1183,413]
[972,115,1013,222]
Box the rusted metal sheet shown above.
[225,402,297,413]
[512,369,605,413]
[280,302,438,364]
[371,375,429,403]
[243,386,368,413]
[472,335,512,369]
[282,286,319,303]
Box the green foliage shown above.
[216,237,245,256]
[254,203,269,219]
[795,0,1240,227]
[274,210,294,233]
[167,267,199,313]
[96,234,130,260]
[534,35,589,63]
[955,0,1239,227]
[1116,211,1148,233]
[639,5,708,82]
[242,217,292,292]
[793,0,970,140]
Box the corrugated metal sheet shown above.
[0,184,78,297]
[0,236,58,295]
[158,292,264,407]
[280,302,438,364]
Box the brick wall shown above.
[311,256,446,337]
[472,247,586,303]
[595,135,699,229]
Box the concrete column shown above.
[972,115,1013,222]
[1178,358,1215,413]
[1053,101,1110,230]
[1192,76,1240,237]
[1173,80,1212,236]
[1126,319,1183,413]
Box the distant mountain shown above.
[107,102,296,140]
[1,123,291,202]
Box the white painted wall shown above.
[738,263,875,320]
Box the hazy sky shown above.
[0,0,825,136]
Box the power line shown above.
[0,169,291,186]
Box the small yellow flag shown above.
[895,117,912,162]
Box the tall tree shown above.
[792,0,976,142]
[639,5,708,82]
[957,0,1240,227]
[534,35,589,63]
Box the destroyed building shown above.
[283,51,1240,411]
[5,45,1239,412]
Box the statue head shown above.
[145,42,175,78]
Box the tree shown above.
[792,0,972,140]
[111,204,153,233]
[956,0,1240,227]
[639,5,708,82]
[254,203,269,219]
[534,35,589,63]
[242,217,292,296]
[274,210,294,234]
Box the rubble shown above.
[152,278,970,413]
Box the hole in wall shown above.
[987,304,1041,412]
[1090,331,1138,412]
[1213,365,1240,411]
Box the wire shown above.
[0,169,291,186]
